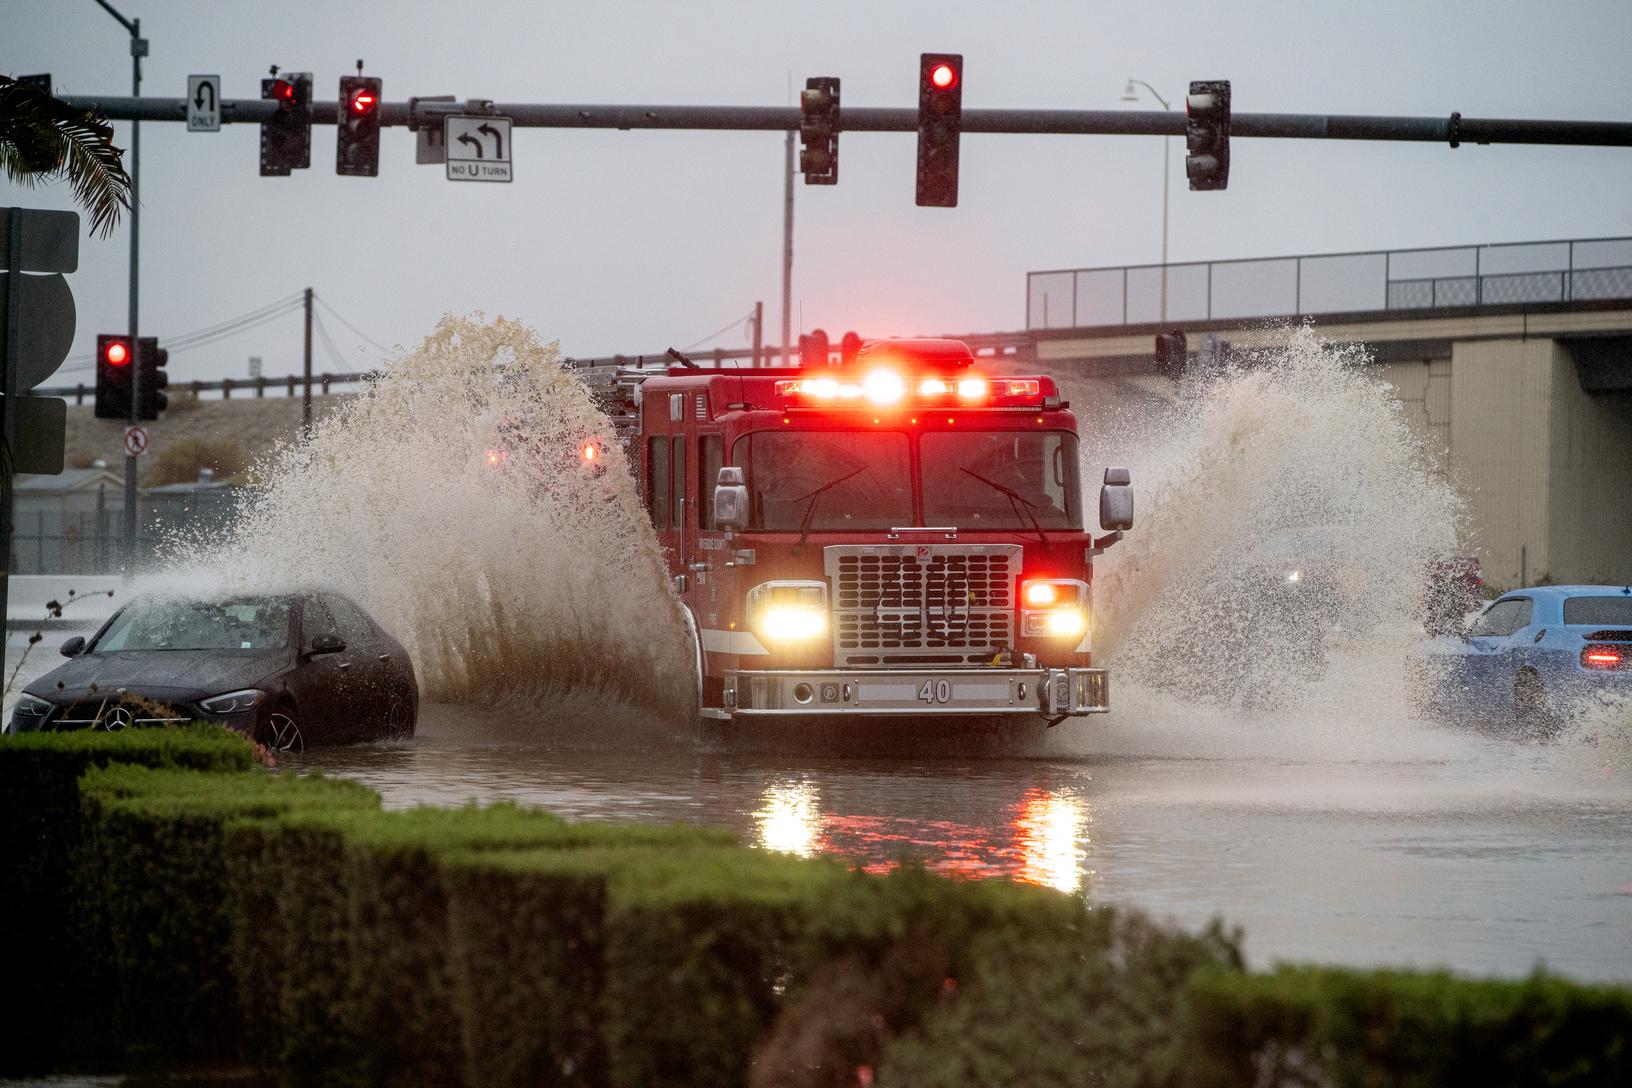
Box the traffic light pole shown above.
[90,1,145,573]
[58,95,1632,148]
[781,131,793,367]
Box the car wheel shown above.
[262,707,306,753]
[382,695,414,740]
[1513,670,1560,741]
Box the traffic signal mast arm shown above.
[56,95,1632,147]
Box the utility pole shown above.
[751,300,763,368]
[781,131,793,366]
[302,286,313,436]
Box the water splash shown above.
[187,314,692,716]
[1090,326,1461,708]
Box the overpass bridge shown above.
[1024,237,1632,589]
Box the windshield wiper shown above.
[793,465,868,549]
[959,467,1050,549]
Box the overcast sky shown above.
[5,0,1630,385]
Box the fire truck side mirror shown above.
[1100,466,1134,531]
[714,466,750,532]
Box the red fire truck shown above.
[589,337,1134,727]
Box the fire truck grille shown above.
[826,545,1019,663]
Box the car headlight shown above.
[10,693,52,720]
[199,689,267,715]
[747,581,829,644]
[1020,578,1090,640]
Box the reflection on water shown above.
[750,772,1092,894]
[1014,787,1089,893]
[755,778,823,858]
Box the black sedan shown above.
[6,591,417,751]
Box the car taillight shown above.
[1582,644,1627,670]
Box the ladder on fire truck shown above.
[568,359,665,451]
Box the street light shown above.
[1121,78,1171,321]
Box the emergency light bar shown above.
[775,371,1041,406]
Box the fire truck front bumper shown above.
[724,668,1109,718]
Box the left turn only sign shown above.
[187,75,220,132]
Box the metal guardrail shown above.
[36,370,376,403]
[1026,236,1632,330]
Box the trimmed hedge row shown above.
[1181,965,1632,1088]
[3,726,1630,1088]
[0,726,257,1070]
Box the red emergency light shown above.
[776,371,1040,406]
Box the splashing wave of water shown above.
[187,313,692,716]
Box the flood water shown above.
[296,695,1632,984]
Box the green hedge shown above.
[231,804,737,1088]
[871,909,1244,1088]
[1181,965,1632,1088]
[5,730,1630,1088]
[0,726,255,1072]
[77,763,379,1061]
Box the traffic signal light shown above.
[137,336,169,420]
[95,334,134,419]
[1154,331,1187,380]
[1186,80,1231,191]
[260,71,312,176]
[799,329,830,367]
[337,75,383,177]
[800,77,839,185]
[915,53,963,207]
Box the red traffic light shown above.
[929,63,958,89]
[350,91,377,113]
[105,341,130,366]
[272,79,296,103]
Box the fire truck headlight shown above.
[762,607,828,641]
[863,369,906,406]
[1020,579,1090,640]
[1043,608,1087,638]
[747,580,831,644]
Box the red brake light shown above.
[930,64,957,89]
[105,342,130,366]
[582,443,598,463]
[1582,644,1625,669]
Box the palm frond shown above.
[0,75,132,238]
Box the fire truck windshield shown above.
[921,432,1080,530]
[740,431,913,530]
[734,429,1081,532]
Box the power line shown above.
[311,313,348,371]
[678,310,752,353]
[313,296,391,355]
[53,292,306,373]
